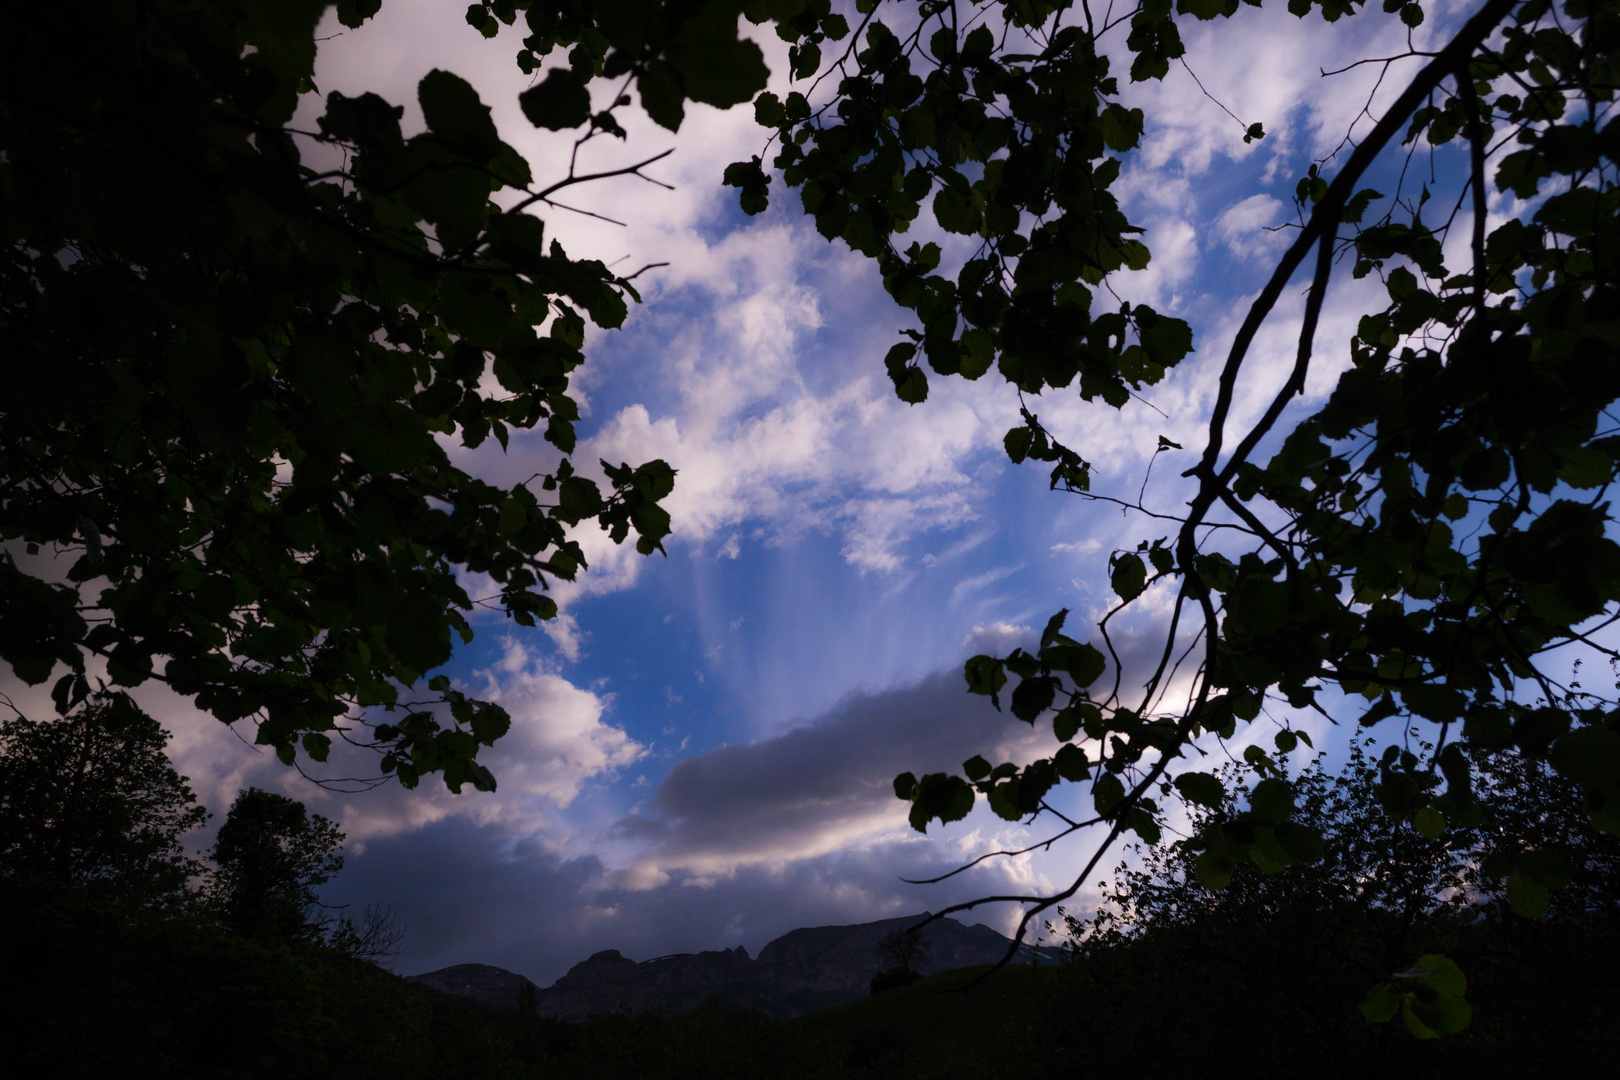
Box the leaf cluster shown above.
[730,1,1200,434]
[727,0,1620,973]
[0,693,207,908]
[206,786,347,940]
[467,0,771,131]
[0,1,753,788]
[1069,740,1619,1043]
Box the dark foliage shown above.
[875,927,932,973]
[325,901,409,967]
[0,0,752,790]
[868,966,923,994]
[1010,745,1620,1074]
[206,787,345,941]
[0,878,529,1080]
[0,693,206,907]
[870,926,931,993]
[773,0,1620,975]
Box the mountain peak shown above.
[407,914,1058,1020]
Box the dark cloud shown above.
[326,814,1049,986]
[324,670,1067,985]
[630,669,1046,869]
[319,820,608,981]
[606,813,671,843]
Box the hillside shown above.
[408,912,1060,1019]
[791,964,1060,1076]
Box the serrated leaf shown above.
[753,90,785,127]
[1174,771,1226,808]
[497,496,526,538]
[1361,985,1401,1023]
[520,69,591,130]
[1551,725,1620,793]
[638,60,685,132]
[1507,872,1550,918]
[1054,743,1089,782]
[1039,608,1069,650]
[301,732,331,762]
[1412,806,1446,839]
[1100,103,1144,152]
[668,0,770,109]
[964,654,1007,703]
[1111,553,1147,601]
[1195,848,1233,890]
[932,185,980,234]
[1053,707,1081,742]
[1047,642,1106,688]
[1093,772,1125,816]
[1010,675,1056,722]
[419,69,500,160]
[1249,777,1294,824]
[1004,425,1034,463]
[988,781,1023,821]
[893,771,917,800]
[1126,805,1161,843]
[893,365,928,403]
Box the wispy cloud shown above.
[950,564,1025,606]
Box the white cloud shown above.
[1217,194,1290,260]
[540,611,586,662]
[1129,217,1201,311]
[571,248,1020,583]
[962,622,1035,655]
[951,564,1024,606]
[130,638,642,847]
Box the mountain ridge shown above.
[406,912,1059,1019]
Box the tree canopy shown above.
[724,0,1620,965]
[0,0,769,791]
[0,692,207,905]
[3,0,1618,1023]
[207,787,346,939]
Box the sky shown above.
[5,0,1534,984]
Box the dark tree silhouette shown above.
[875,927,932,974]
[870,926,933,994]
[207,787,344,940]
[326,902,409,968]
[0,0,764,794]
[0,692,206,906]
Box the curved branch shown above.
[508,148,675,216]
[899,813,1107,885]
[1188,0,1518,489]
[1457,66,1492,314]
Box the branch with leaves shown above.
[0,1,793,790]
[729,0,1620,1016]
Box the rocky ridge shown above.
[407,913,1058,1019]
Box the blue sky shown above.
[11,0,1539,984]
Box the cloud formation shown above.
[321,669,1090,984]
[1217,194,1289,260]
[326,814,1053,985]
[143,638,642,848]
[0,0,1492,996]
[601,669,1064,891]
